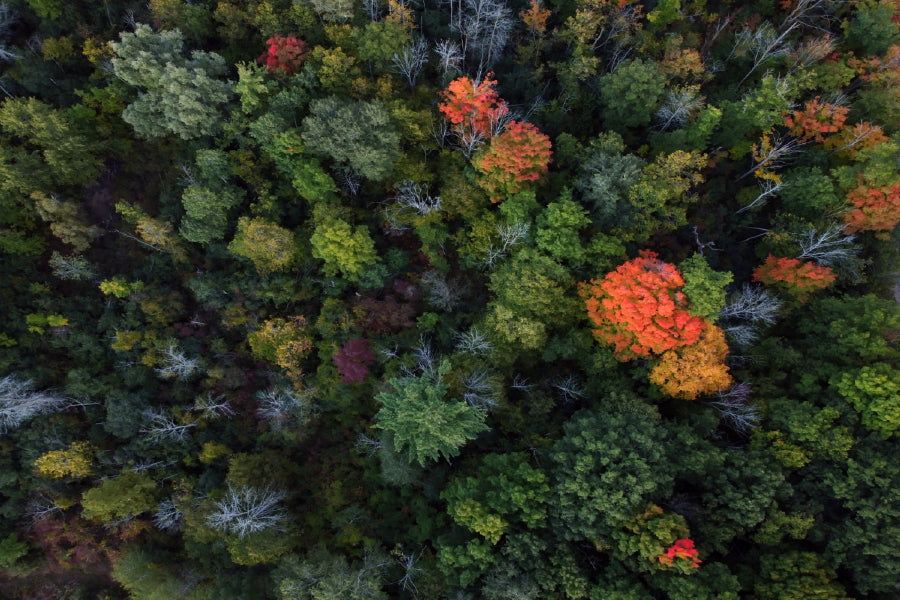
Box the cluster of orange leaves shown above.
[438,74,509,139]
[649,325,733,400]
[783,97,849,143]
[843,182,900,234]
[657,539,701,569]
[520,0,551,35]
[580,251,706,361]
[473,121,552,202]
[753,255,836,301]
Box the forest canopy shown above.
[0,0,899,598]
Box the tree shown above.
[833,363,900,439]
[551,409,674,541]
[752,255,836,302]
[179,184,244,245]
[247,317,313,384]
[111,24,233,140]
[438,73,509,141]
[783,97,849,143]
[205,485,287,539]
[535,194,591,265]
[649,325,733,400]
[754,551,852,600]
[375,360,489,466]
[627,150,707,241]
[301,97,400,181]
[474,121,552,203]
[580,251,706,361]
[678,254,733,321]
[33,440,93,479]
[0,376,68,434]
[842,182,900,234]
[574,132,646,231]
[310,216,380,283]
[228,217,298,275]
[273,548,390,600]
[598,59,667,131]
[81,471,157,523]
[442,453,550,543]
[259,34,308,74]
[333,338,376,384]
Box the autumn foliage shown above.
[658,538,701,570]
[474,121,552,202]
[843,182,900,234]
[520,0,551,34]
[753,255,836,301]
[258,35,308,74]
[784,97,849,143]
[580,251,706,361]
[333,338,376,383]
[438,74,509,139]
[650,325,733,399]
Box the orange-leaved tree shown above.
[753,255,836,302]
[473,121,552,203]
[438,74,509,140]
[649,324,732,399]
[580,251,706,361]
[843,182,900,234]
[783,97,849,143]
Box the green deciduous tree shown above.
[598,59,667,131]
[551,409,674,542]
[301,97,400,181]
[274,548,390,600]
[81,471,157,523]
[375,360,489,466]
[535,192,591,265]
[310,214,380,283]
[111,24,233,140]
[179,184,244,244]
[678,254,733,321]
[832,363,900,439]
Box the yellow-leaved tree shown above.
[34,441,94,479]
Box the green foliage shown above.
[111,24,233,139]
[310,214,380,282]
[598,59,667,131]
[833,363,900,438]
[678,254,733,321]
[180,185,244,244]
[442,453,550,543]
[535,193,591,265]
[375,360,489,466]
[81,471,157,522]
[798,295,900,366]
[755,551,852,600]
[301,97,400,181]
[551,409,674,542]
[273,548,390,600]
[843,0,900,57]
[0,533,28,568]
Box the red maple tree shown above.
[333,338,376,384]
[438,74,509,140]
[473,121,552,202]
[753,255,836,301]
[259,34,308,74]
[843,182,900,234]
[580,251,706,361]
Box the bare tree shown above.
[0,376,68,435]
[434,39,463,78]
[795,224,858,266]
[205,485,287,539]
[192,393,235,420]
[737,179,784,214]
[355,432,383,456]
[393,180,442,216]
[421,270,464,311]
[740,133,802,180]
[655,87,704,131]
[456,0,514,74]
[142,411,196,443]
[719,284,781,325]
[551,375,585,403]
[483,221,529,268]
[707,383,760,434]
[392,37,429,89]
[510,374,534,393]
[456,328,493,356]
[394,546,425,595]
[256,387,315,431]
[731,21,795,87]
[463,369,499,410]
[153,498,185,533]
[155,342,203,381]
[48,252,97,281]
[362,0,383,20]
